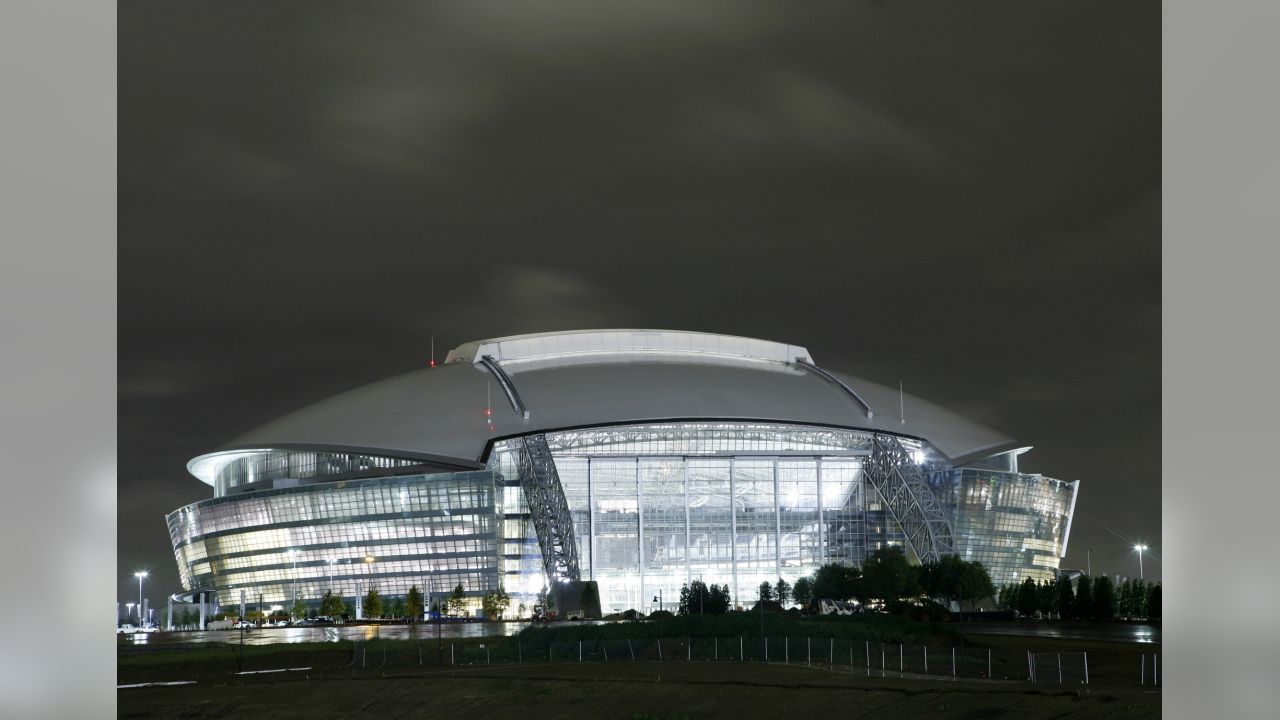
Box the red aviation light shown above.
[429,359,436,368]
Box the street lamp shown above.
[359,555,375,620]
[287,549,299,613]
[1132,544,1148,581]
[125,602,135,625]
[134,571,148,625]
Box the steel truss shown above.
[515,433,581,583]
[545,423,875,456]
[862,433,955,563]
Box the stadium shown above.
[166,329,1078,617]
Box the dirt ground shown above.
[118,659,1161,719]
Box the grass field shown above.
[118,658,1160,719]
[118,615,1160,718]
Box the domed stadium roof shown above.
[188,330,1017,484]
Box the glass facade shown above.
[209,450,427,497]
[488,423,905,613]
[167,471,500,608]
[167,422,1077,613]
[930,467,1079,585]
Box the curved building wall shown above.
[166,471,500,607]
[931,467,1079,584]
[210,450,428,497]
[166,423,1077,613]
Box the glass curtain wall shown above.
[931,467,1079,585]
[167,471,501,608]
[489,422,901,614]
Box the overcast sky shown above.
[119,1,1160,605]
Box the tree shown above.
[813,563,864,603]
[405,585,424,621]
[320,590,345,618]
[862,546,920,603]
[1092,576,1116,621]
[997,583,1017,611]
[919,556,993,611]
[448,583,467,617]
[792,577,814,608]
[290,596,308,621]
[482,585,511,620]
[1016,577,1039,617]
[1128,580,1148,619]
[1056,577,1076,620]
[679,580,713,615]
[389,598,406,619]
[708,584,732,614]
[342,600,355,619]
[536,586,552,612]
[1119,579,1140,618]
[364,587,383,619]
[1037,580,1057,617]
[917,558,946,599]
[774,578,792,607]
[1075,575,1094,620]
[579,582,598,616]
[757,581,774,602]
[1146,583,1161,621]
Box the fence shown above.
[333,635,1119,686]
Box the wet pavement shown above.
[117,621,545,646]
[963,621,1160,644]
[118,619,1159,647]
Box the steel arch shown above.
[515,433,581,583]
[862,434,955,563]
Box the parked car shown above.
[116,623,137,634]
[231,620,254,629]
[137,623,160,633]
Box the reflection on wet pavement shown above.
[120,620,1158,647]
[120,621,541,646]
[963,622,1161,644]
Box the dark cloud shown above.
[120,1,1160,601]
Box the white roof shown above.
[193,330,1018,483]
[445,329,812,366]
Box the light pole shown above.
[126,602,135,625]
[1133,544,1148,581]
[363,555,375,619]
[432,578,441,661]
[134,571,148,625]
[288,549,299,616]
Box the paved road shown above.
[119,619,1159,647]
[118,621,546,647]
[964,621,1160,644]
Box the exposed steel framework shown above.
[515,433,581,583]
[862,433,956,563]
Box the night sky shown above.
[119,1,1160,606]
